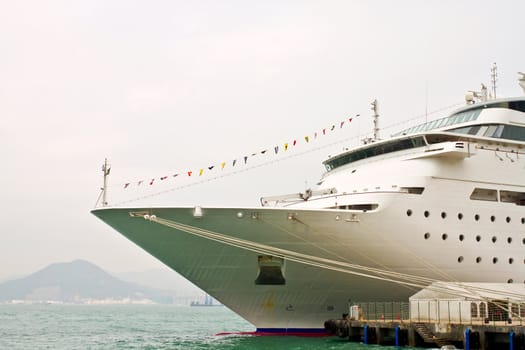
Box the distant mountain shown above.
[0,260,174,304]
[115,268,201,296]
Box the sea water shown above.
[0,304,425,349]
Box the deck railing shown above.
[350,301,524,326]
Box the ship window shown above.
[424,232,430,240]
[401,187,425,194]
[475,214,480,221]
[477,126,489,136]
[333,204,378,211]
[484,125,499,137]
[493,257,498,264]
[470,188,498,201]
[476,257,482,263]
[442,233,448,240]
[490,215,496,222]
[509,258,514,264]
[507,237,513,244]
[458,213,463,220]
[458,256,464,263]
[480,303,487,318]
[476,235,481,242]
[324,136,426,171]
[501,125,525,142]
[492,236,497,243]
[471,302,478,318]
[500,191,525,206]
[459,234,464,241]
[484,100,525,113]
[255,255,285,285]
[424,211,430,218]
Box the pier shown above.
[325,316,525,349]
[325,283,525,349]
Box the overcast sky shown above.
[1,0,524,280]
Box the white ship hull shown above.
[93,95,525,333]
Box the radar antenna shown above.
[518,72,525,95]
[101,158,111,207]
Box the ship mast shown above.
[371,99,380,141]
[490,62,498,99]
[101,158,111,207]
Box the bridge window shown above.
[470,188,498,201]
[500,191,525,205]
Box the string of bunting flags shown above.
[122,115,359,189]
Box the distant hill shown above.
[0,260,174,304]
[115,268,201,295]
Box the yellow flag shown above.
[199,168,204,176]
[284,143,288,151]
[221,162,226,169]
[304,136,309,143]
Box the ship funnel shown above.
[519,72,525,95]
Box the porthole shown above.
[475,214,480,221]
[522,218,525,224]
[490,215,496,222]
[522,238,525,245]
[492,236,497,243]
[442,233,448,240]
[406,209,413,216]
[459,234,464,241]
[493,257,498,264]
[507,237,513,244]
[441,212,447,219]
[424,232,430,240]
[509,258,514,264]
[424,211,430,218]
[458,256,464,263]
[458,213,463,220]
[506,216,511,223]
[476,257,482,263]
[508,279,514,283]
[476,235,481,242]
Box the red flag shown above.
[160,176,168,180]
[187,171,192,176]
[149,178,155,185]
[124,183,130,189]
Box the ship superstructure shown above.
[92,72,525,334]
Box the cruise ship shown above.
[92,72,525,335]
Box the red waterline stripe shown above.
[215,329,331,337]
